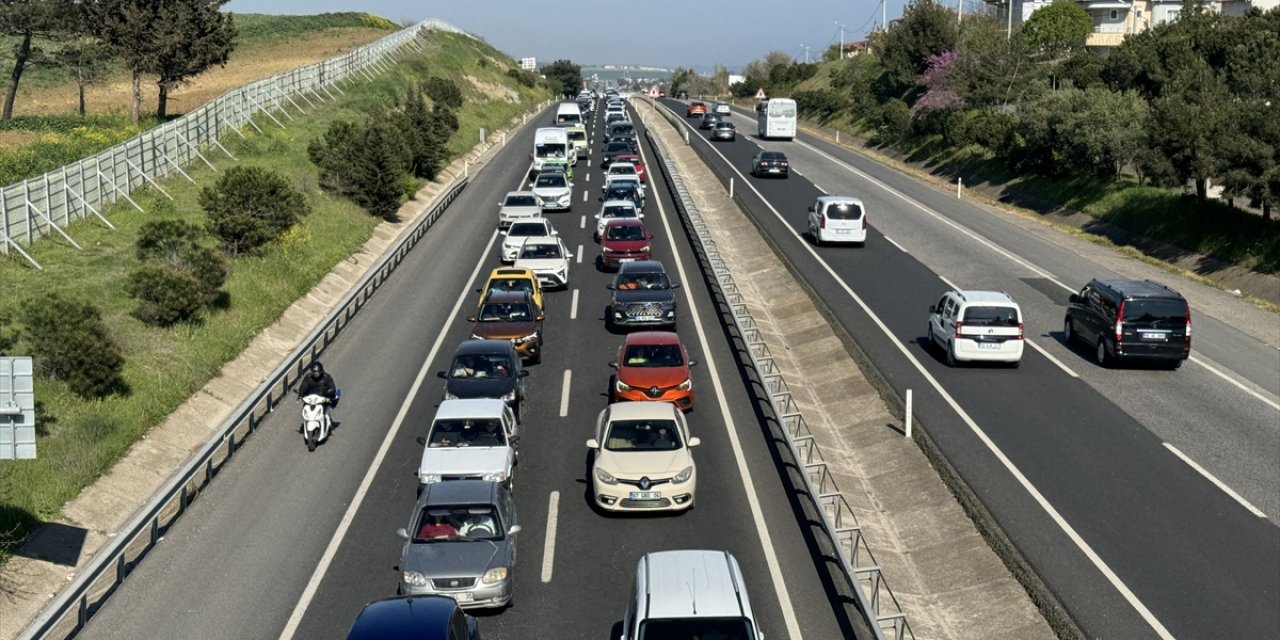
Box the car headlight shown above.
[483,471,509,482]
[419,473,442,484]
[602,246,614,253]
[615,379,633,391]
[443,391,459,400]
[402,571,429,587]
[514,332,539,345]
[481,567,509,584]
[673,466,694,484]
[665,309,676,318]
[501,389,517,402]
[640,245,650,253]
[676,379,691,391]
[470,333,484,340]
[595,466,618,485]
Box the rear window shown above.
[761,152,786,160]
[962,306,1020,326]
[1123,300,1187,324]
[824,203,862,219]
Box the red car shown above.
[686,101,707,117]
[610,332,696,411]
[598,219,653,270]
[614,154,647,183]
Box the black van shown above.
[1063,279,1191,369]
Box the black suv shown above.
[607,261,679,331]
[1064,279,1191,369]
[437,340,530,413]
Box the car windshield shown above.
[534,143,566,158]
[961,306,1020,326]
[508,222,548,237]
[603,419,682,451]
[623,344,683,367]
[716,122,735,130]
[602,206,638,219]
[610,125,634,135]
[615,272,670,290]
[606,225,645,241]
[610,165,637,176]
[535,175,567,188]
[426,418,508,449]
[608,187,639,200]
[505,195,538,207]
[761,152,786,160]
[447,355,513,380]
[478,301,533,322]
[520,243,563,259]
[825,203,863,219]
[568,131,586,143]
[488,278,534,296]
[638,617,755,640]
[1123,300,1187,325]
[413,505,504,543]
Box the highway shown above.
[657,98,1280,640]
[74,102,860,639]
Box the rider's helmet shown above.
[309,361,325,378]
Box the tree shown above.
[201,166,310,254]
[541,59,582,98]
[1021,0,1093,61]
[0,0,74,121]
[951,15,1043,108]
[351,120,409,220]
[54,36,111,116]
[878,0,959,92]
[1147,59,1238,200]
[21,294,126,399]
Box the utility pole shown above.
[1007,0,1014,39]
[958,0,964,23]
[883,0,888,32]
[802,45,812,63]
[836,21,846,58]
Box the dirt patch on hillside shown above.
[464,75,519,103]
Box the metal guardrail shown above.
[14,97,548,639]
[640,98,915,640]
[0,18,468,270]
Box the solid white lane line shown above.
[635,119,803,640]
[579,215,586,229]
[570,289,579,320]
[938,275,959,290]
[651,101,1176,640]
[1026,339,1079,378]
[576,244,583,264]
[279,230,502,640]
[1164,443,1266,518]
[883,235,907,252]
[789,134,1278,413]
[541,491,561,582]
[559,369,572,417]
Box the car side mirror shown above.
[594,214,602,219]
[566,252,574,258]
[586,438,600,449]
[606,284,615,290]
[518,369,530,378]
[466,315,476,322]
[671,283,681,289]
[415,436,427,446]
[475,288,483,294]
[647,234,654,240]
[1068,294,1081,304]
[688,359,699,367]
[608,361,618,369]
[552,230,559,235]
[807,206,815,213]
[508,525,522,535]
[688,437,701,447]
[436,371,446,379]
[928,305,936,314]
[396,528,409,540]
[537,313,545,321]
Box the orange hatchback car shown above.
[609,332,697,411]
[686,101,707,117]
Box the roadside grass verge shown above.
[0,30,549,560]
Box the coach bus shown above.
[756,98,797,140]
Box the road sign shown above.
[647,84,660,98]
[755,88,767,100]
[0,356,36,459]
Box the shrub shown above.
[201,166,310,255]
[425,76,464,109]
[874,99,913,144]
[506,67,536,88]
[308,120,363,197]
[135,219,205,261]
[953,108,1014,151]
[127,264,207,326]
[351,120,410,219]
[21,294,126,398]
[794,89,844,120]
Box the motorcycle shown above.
[298,388,340,452]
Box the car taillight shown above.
[780,161,789,166]
[955,320,964,335]
[1017,322,1024,340]
[1114,301,1125,342]
[820,215,826,229]
[861,214,867,230]
[1184,303,1192,341]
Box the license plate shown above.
[618,258,635,263]
[977,342,1000,350]
[768,168,780,173]
[1141,332,1167,341]
[835,229,851,235]
[628,491,661,500]
[449,592,474,602]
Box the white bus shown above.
[532,127,570,172]
[554,102,583,126]
[756,98,797,140]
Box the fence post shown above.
[957,177,963,199]
[729,178,734,199]
[905,389,913,439]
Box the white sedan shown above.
[514,236,573,289]
[594,200,642,241]
[497,191,542,228]
[501,219,557,263]
[586,402,698,513]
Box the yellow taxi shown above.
[476,266,545,314]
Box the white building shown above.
[520,57,537,71]
[985,0,1275,49]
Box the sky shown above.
[223,0,907,71]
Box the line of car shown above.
[345,92,762,640]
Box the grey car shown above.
[710,121,736,141]
[607,260,680,331]
[397,480,520,609]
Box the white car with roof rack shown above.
[928,289,1024,366]
[621,549,760,640]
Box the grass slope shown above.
[0,30,549,559]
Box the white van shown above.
[622,550,761,640]
[554,102,583,126]
[807,195,867,246]
[532,127,570,172]
[928,289,1024,367]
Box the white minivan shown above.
[928,289,1024,367]
[621,550,761,640]
[554,102,583,126]
[807,195,867,246]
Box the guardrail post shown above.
[836,130,840,143]
[905,389,913,439]
[957,177,963,199]
[479,127,486,145]
[729,178,734,199]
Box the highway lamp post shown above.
[836,21,846,58]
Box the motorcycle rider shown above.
[298,361,338,427]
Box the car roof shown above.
[418,478,501,507]
[489,266,536,278]
[607,400,680,420]
[434,398,509,420]
[624,331,681,346]
[616,154,641,161]
[640,550,747,619]
[452,339,517,357]
[816,195,864,206]
[504,191,537,199]
[1093,279,1184,300]
[618,260,666,274]
[951,290,1018,306]
[759,151,786,158]
[347,595,456,639]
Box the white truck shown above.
[532,127,570,172]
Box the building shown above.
[984,0,1276,49]
[520,57,537,71]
